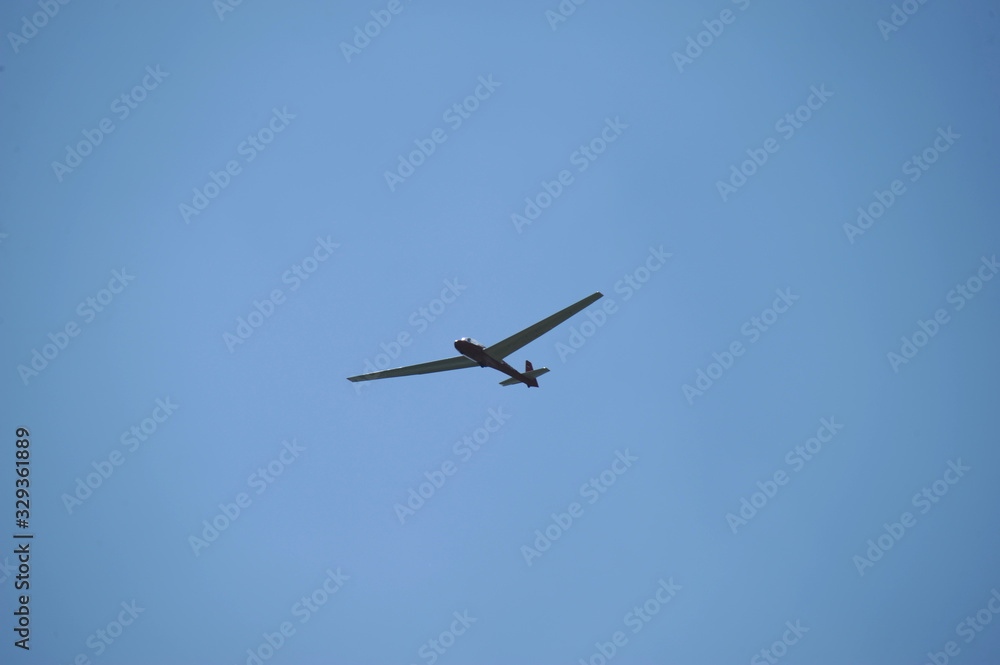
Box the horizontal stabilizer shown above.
[499,367,550,386]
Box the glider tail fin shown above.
[499,365,550,387]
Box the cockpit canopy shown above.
[457,337,482,347]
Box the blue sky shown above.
[3,1,999,663]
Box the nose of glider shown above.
[454,337,481,354]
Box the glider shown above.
[347,292,603,387]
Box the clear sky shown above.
[2,1,999,663]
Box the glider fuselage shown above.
[454,337,538,387]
